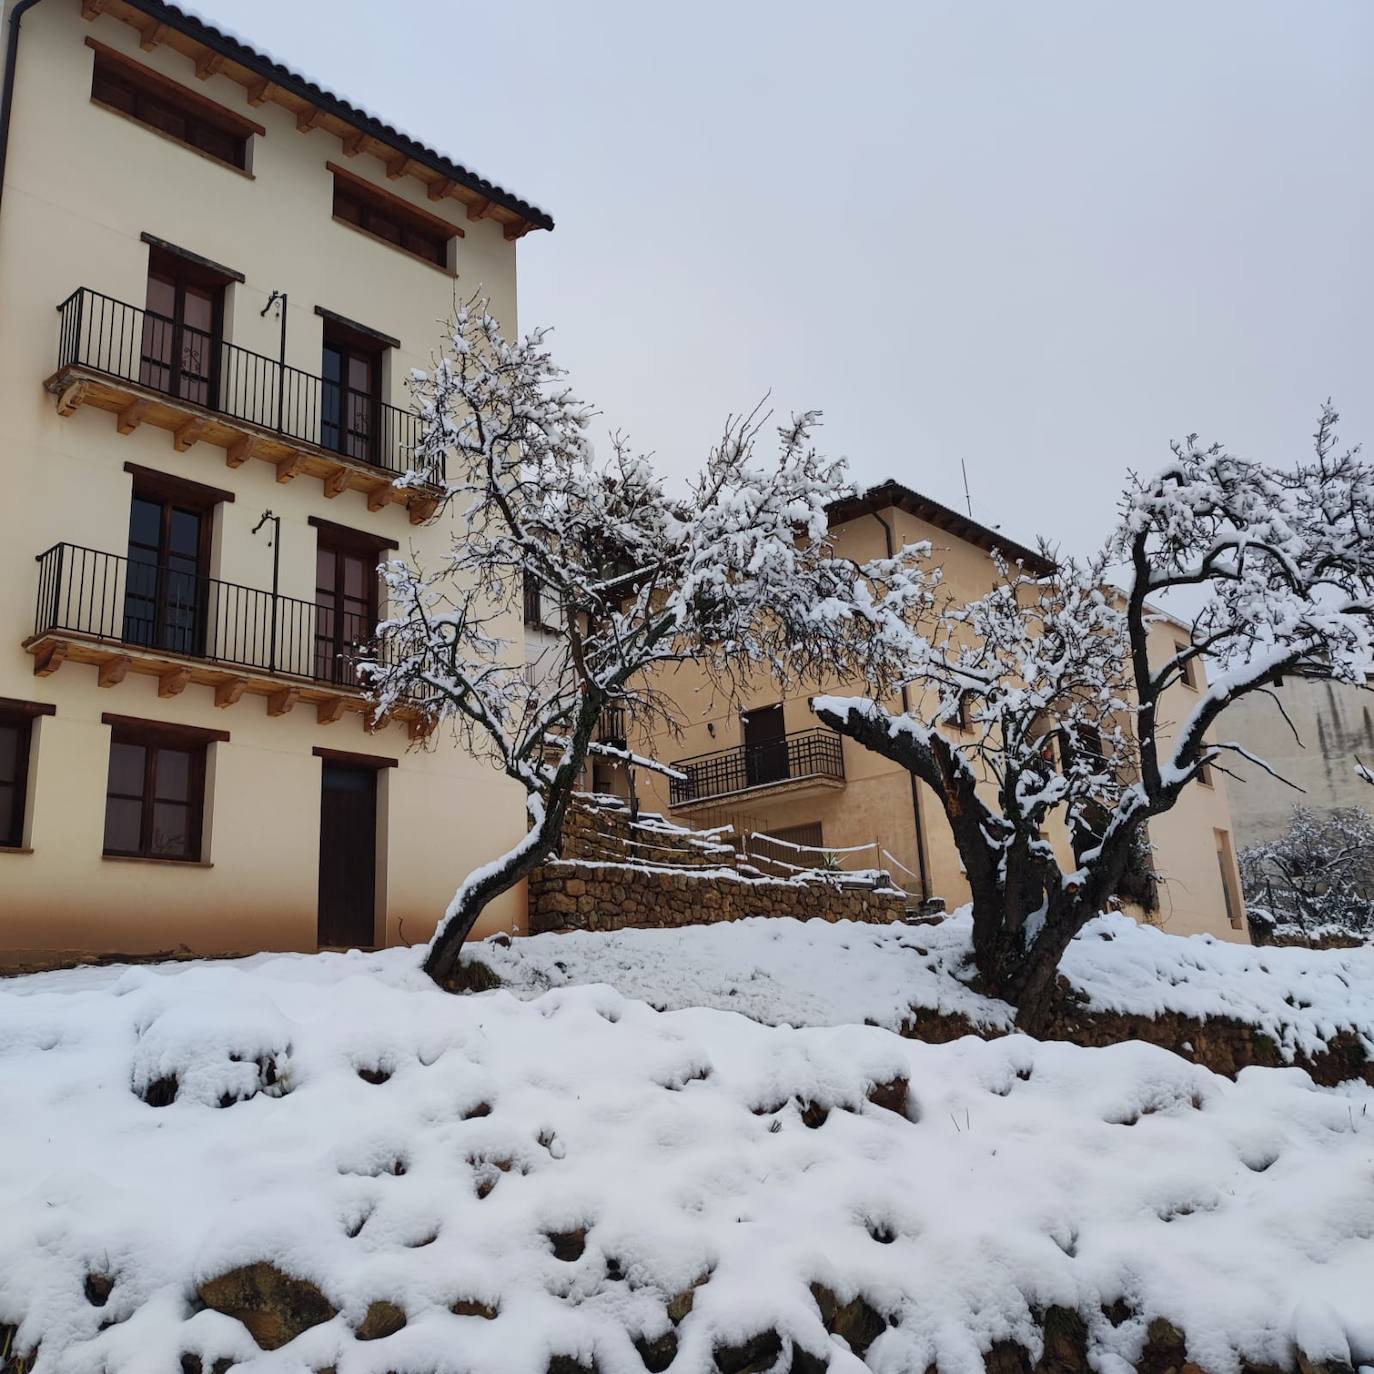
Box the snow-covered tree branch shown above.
[816,403,1374,1029]
[365,300,930,989]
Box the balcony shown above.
[25,543,428,733]
[669,728,846,810]
[45,289,441,524]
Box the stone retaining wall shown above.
[529,859,908,934]
[529,795,909,935]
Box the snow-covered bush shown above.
[366,302,928,988]
[816,405,1374,1029]
[1241,806,1374,946]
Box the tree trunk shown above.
[422,797,569,991]
[423,697,606,992]
[969,888,1088,1035]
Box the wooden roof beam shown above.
[296,104,324,133]
[428,178,457,202]
[138,21,168,51]
[341,128,368,157]
[246,77,277,106]
[385,153,411,179]
[466,197,493,222]
[195,51,225,80]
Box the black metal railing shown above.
[597,706,627,749]
[669,728,845,806]
[56,288,433,481]
[34,543,382,691]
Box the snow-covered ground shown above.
[475,911,1374,1066]
[2,920,1373,1374]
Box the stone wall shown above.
[527,795,909,935]
[528,859,908,934]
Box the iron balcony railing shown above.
[34,543,382,691]
[56,288,433,481]
[669,728,845,806]
[597,705,627,749]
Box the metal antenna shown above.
[961,458,974,519]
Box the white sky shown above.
[193,0,1372,558]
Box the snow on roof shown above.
[828,478,1055,574]
[126,0,554,230]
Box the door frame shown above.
[313,747,393,949]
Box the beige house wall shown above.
[1221,678,1374,850]
[634,505,1249,942]
[0,1,529,956]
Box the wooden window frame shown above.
[319,321,386,465]
[101,716,223,863]
[328,162,461,270]
[313,526,384,688]
[0,700,53,850]
[87,39,263,171]
[1176,641,1198,690]
[142,245,230,409]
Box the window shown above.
[103,721,210,861]
[121,466,230,659]
[0,704,46,849]
[742,704,788,787]
[1198,757,1214,787]
[1215,829,1244,929]
[311,521,392,688]
[1177,642,1198,690]
[321,321,385,464]
[89,43,254,171]
[954,692,973,732]
[523,570,545,629]
[330,164,455,268]
[141,247,228,407]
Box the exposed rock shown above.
[811,1283,885,1359]
[634,1328,679,1372]
[83,1272,114,1307]
[451,1296,500,1320]
[356,1065,391,1085]
[448,956,505,994]
[355,1299,405,1341]
[197,1262,336,1351]
[549,1228,588,1262]
[138,1074,179,1107]
[865,1074,911,1119]
[715,1329,783,1373]
[547,1357,599,1374]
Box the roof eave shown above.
[122,0,554,232]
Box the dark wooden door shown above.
[743,704,788,787]
[314,543,376,687]
[141,268,222,407]
[322,340,381,464]
[318,763,377,948]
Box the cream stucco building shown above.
[1221,678,1374,853]
[629,482,1250,942]
[0,0,546,961]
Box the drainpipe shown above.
[0,0,50,223]
[869,507,932,902]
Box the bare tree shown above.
[816,405,1374,1030]
[367,301,926,989]
[1241,806,1374,946]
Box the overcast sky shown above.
[197,0,1372,558]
